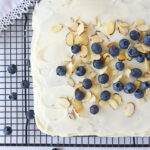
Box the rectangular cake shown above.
[31,0,150,137]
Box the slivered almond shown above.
[50,24,63,32]
[66,32,75,46]
[125,102,135,117]
[105,21,115,35]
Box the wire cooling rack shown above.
[0,5,150,148]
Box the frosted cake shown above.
[31,0,150,137]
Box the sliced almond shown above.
[138,72,150,82]
[66,62,73,77]
[112,93,123,105]
[105,21,115,35]
[116,20,129,35]
[90,35,103,43]
[67,78,75,87]
[75,32,89,46]
[99,100,109,107]
[77,22,85,35]
[68,22,79,32]
[72,58,82,73]
[63,56,72,63]
[146,88,150,97]
[66,32,75,46]
[117,53,126,61]
[103,53,113,65]
[57,97,70,108]
[113,74,123,83]
[73,99,83,113]
[124,68,131,78]
[138,98,146,104]
[109,99,119,110]
[50,24,63,32]
[125,53,132,61]
[125,102,135,117]
[99,66,108,74]
[78,45,88,58]
[137,24,150,32]
[103,83,110,88]
[134,43,150,53]
[90,84,102,97]
[145,58,150,72]
[82,92,92,102]
[133,19,145,28]
[134,80,141,89]
[90,53,101,61]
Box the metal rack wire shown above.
[0,5,150,147]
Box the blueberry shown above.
[109,46,119,57]
[124,82,136,94]
[130,30,140,41]
[26,59,31,68]
[119,39,130,49]
[26,110,34,120]
[134,89,144,99]
[90,105,99,115]
[21,80,30,89]
[140,82,150,90]
[113,81,124,92]
[56,66,66,76]
[100,90,111,101]
[3,126,12,135]
[75,66,86,76]
[131,68,142,78]
[136,53,145,63]
[143,34,150,46]
[98,73,109,84]
[71,44,80,54]
[115,61,125,71]
[128,47,139,58]
[82,78,92,89]
[9,92,17,101]
[7,64,17,74]
[75,90,85,101]
[93,59,104,69]
[91,43,102,54]
[146,53,150,61]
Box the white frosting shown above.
[31,0,150,137]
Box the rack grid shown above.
[0,5,150,147]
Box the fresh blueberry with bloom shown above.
[134,89,144,99]
[143,34,150,46]
[119,39,130,49]
[109,46,119,57]
[90,105,99,115]
[71,44,80,54]
[113,81,124,92]
[75,90,85,101]
[3,126,12,135]
[98,74,109,84]
[100,90,111,101]
[124,82,136,94]
[128,47,139,58]
[75,66,86,76]
[93,59,104,69]
[131,68,142,78]
[140,82,150,90]
[82,78,92,89]
[146,53,150,61]
[130,30,140,41]
[91,43,102,54]
[136,53,145,63]
[56,66,66,76]
[115,61,125,71]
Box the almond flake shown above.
[103,83,110,88]
[75,32,89,46]
[57,97,70,108]
[117,53,127,61]
[72,59,82,73]
[77,22,85,35]
[105,21,115,35]
[125,102,135,117]
[66,62,73,77]
[99,66,108,74]
[112,93,122,105]
[109,99,119,110]
[90,84,102,97]
[138,73,150,82]
[78,45,88,58]
[90,35,103,43]
[68,22,79,32]
[63,56,72,62]
[50,24,63,32]
[125,53,132,61]
[146,88,150,97]
[90,53,101,61]
[67,78,75,87]
[73,99,83,113]
[133,19,145,28]
[82,92,92,102]
[124,68,131,78]
[134,80,141,89]
[99,100,109,107]
[145,58,150,72]
[113,74,123,83]
[116,20,129,35]
[134,43,150,53]
[66,32,75,46]
[103,53,113,65]
[137,24,150,32]
[138,98,146,104]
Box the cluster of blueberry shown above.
[3,60,34,136]
[56,30,150,115]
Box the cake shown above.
[31,0,150,137]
